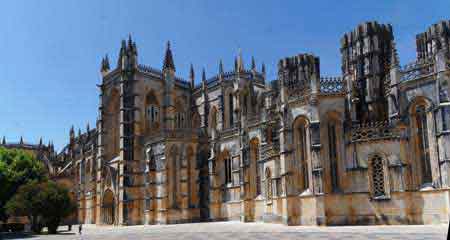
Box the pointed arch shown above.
[250,137,261,196]
[292,116,311,192]
[102,189,115,225]
[107,88,120,159]
[326,111,342,192]
[409,96,433,186]
[145,90,160,130]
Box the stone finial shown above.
[78,128,81,137]
[189,63,195,88]
[261,62,266,74]
[234,57,238,72]
[19,136,24,145]
[237,49,244,72]
[86,123,90,133]
[101,54,110,73]
[202,68,207,90]
[162,41,175,72]
[1,136,5,145]
[39,137,43,146]
[219,59,224,75]
[70,125,75,139]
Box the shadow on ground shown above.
[0,231,76,239]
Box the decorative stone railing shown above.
[400,60,434,82]
[350,121,400,143]
[320,77,345,94]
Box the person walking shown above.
[78,224,82,235]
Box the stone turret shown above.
[278,53,321,100]
[117,35,138,71]
[416,20,450,60]
[341,21,394,124]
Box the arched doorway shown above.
[102,189,115,225]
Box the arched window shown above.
[108,89,120,158]
[328,122,339,191]
[293,117,309,192]
[265,168,272,203]
[229,93,234,127]
[209,107,218,135]
[175,112,185,129]
[225,156,232,184]
[369,154,388,198]
[415,105,432,184]
[250,138,261,196]
[146,91,160,129]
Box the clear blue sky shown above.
[0,0,448,150]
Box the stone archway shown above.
[102,189,115,225]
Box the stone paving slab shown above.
[1,222,448,240]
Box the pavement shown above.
[1,221,448,240]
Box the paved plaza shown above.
[2,222,449,240]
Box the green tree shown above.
[0,147,47,221]
[5,180,76,234]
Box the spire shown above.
[19,136,23,145]
[86,123,90,133]
[261,62,266,74]
[78,128,81,137]
[117,39,127,66]
[189,63,195,88]
[127,34,137,55]
[162,41,175,72]
[251,56,256,70]
[237,49,244,72]
[39,137,43,146]
[101,54,110,73]
[234,57,238,72]
[219,59,224,75]
[128,34,133,49]
[2,136,5,145]
[202,68,207,89]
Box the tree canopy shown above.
[5,180,76,234]
[0,147,47,221]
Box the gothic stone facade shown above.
[57,20,450,226]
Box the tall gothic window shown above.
[225,156,232,184]
[265,168,272,203]
[370,155,386,198]
[147,105,159,125]
[294,117,309,192]
[416,105,432,184]
[229,93,234,127]
[250,138,261,196]
[328,123,339,191]
[298,124,308,190]
[174,112,185,129]
[146,91,160,130]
